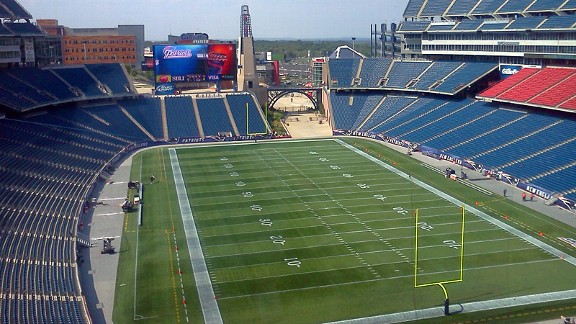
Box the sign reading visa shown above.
[499,64,522,79]
[206,44,237,81]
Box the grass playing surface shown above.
[113,138,576,323]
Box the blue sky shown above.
[18,0,409,41]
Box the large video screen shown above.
[153,44,236,94]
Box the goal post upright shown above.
[414,205,466,316]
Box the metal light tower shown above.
[240,5,253,37]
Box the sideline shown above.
[168,148,224,324]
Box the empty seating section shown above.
[404,0,426,17]
[0,116,124,323]
[472,0,507,14]
[478,68,539,98]
[506,16,546,30]
[385,61,431,88]
[420,0,453,16]
[428,23,456,31]
[474,117,573,168]
[120,98,163,139]
[329,59,360,87]
[358,58,392,87]
[527,0,566,12]
[164,96,200,138]
[399,21,430,32]
[426,108,522,150]
[503,136,576,180]
[412,61,462,89]
[480,22,509,30]
[226,94,267,135]
[86,64,131,94]
[454,19,483,30]
[360,96,416,131]
[1,0,32,18]
[448,113,555,159]
[435,62,496,93]
[498,68,575,102]
[377,98,448,134]
[4,22,42,34]
[529,74,576,107]
[195,98,234,136]
[532,165,576,194]
[53,67,103,97]
[560,96,576,110]
[406,101,494,143]
[539,15,576,28]
[371,98,441,133]
[447,0,480,15]
[7,69,77,101]
[0,23,13,34]
[351,94,385,129]
[82,104,149,140]
[386,99,472,138]
[0,73,54,105]
[562,0,576,9]
[497,0,533,13]
[0,87,35,110]
[331,92,363,130]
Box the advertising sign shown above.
[206,43,237,81]
[153,44,237,88]
[499,64,522,79]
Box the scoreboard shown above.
[153,43,237,94]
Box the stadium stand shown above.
[357,58,393,88]
[538,14,576,29]
[505,16,547,30]
[384,61,431,88]
[420,0,453,16]
[85,64,132,95]
[52,67,106,97]
[359,96,417,131]
[164,96,201,138]
[195,97,235,136]
[403,0,426,17]
[4,22,43,34]
[119,98,164,139]
[446,0,481,16]
[328,59,360,87]
[226,93,267,135]
[527,0,567,12]
[478,67,576,111]
[497,0,534,14]
[5,68,77,101]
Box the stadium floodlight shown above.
[414,205,466,316]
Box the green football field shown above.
[113,138,576,323]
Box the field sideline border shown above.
[168,148,223,324]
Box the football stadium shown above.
[1,0,576,323]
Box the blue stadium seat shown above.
[195,97,235,136]
[52,67,104,97]
[358,58,393,88]
[538,15,576,29]
[351,94,386,130]
[404,0,426,17]
[164,96,201,138]
[398,21,430,32]
[454,19,484,31]
[360,96,417,131]
[4,22,43,34]
[562,0,576,10]
[330,92,368,130]
[527,0,566,12]
[226,93,267,135]
[433,62,497,93]
[506,16,547,30]
[446,0,482,15]
[0,0,32,19]
[385,61,431,88]
[411,61,462,90]
[497,0,535,13]
[420,0,453,16]
[119,98,164,139]
[329,59,360,87]
[85,64,132,95]
[472,0,507,15]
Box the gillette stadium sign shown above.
[499,64,522,79]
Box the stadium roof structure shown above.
[0,0,32,20]
[329,45,366,59]
[403,0,576,19]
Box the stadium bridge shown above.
[267,87,323,111]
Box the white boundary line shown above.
[168,148,223,324]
